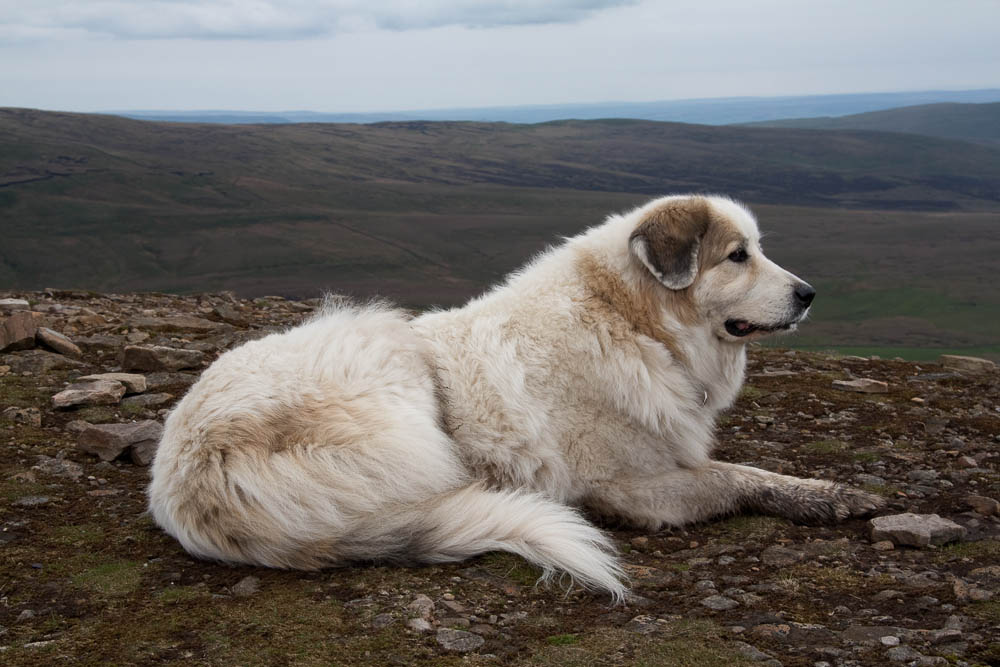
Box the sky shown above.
[1,0,998,113]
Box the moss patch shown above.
[71,559,144,596]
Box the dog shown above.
[148,194,883,601]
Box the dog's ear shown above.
[628,199,710,290]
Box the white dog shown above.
[148,194,882,600]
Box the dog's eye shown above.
[728,248,748,263]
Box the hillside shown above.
[743,102,1000,146]
[0,291,998,665]
[2,108,1000,358]
[115,88,1000,125]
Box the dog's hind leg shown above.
[585,461,884,530]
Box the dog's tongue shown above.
[737,321,751,331]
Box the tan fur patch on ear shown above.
[698,208,747,268]
[574,250,695,365]
[629,199,710,289]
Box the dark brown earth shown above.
[1,290,998,666]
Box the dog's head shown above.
[628,195,814,342]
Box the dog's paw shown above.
[758,480,886,525]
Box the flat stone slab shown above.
[832,378,889,394]
[869,513,967,547]
[36,327,82,358]
[939,354,996,373]
[78,372,147,394]
[77,420,163,462]
[122,345,205,371]
[52,379,126,409]
[0,298,30,312]
[436,628,484,653]
[128,315,229,333]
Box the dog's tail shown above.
[396,484,627,601]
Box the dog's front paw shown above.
[828,484,886,520]
[757,480,886,524]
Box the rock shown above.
[130,438,159,466]
[761,546,805,567]
[231,576,260,597]
[869,513,967,547]
[35,327,82,358]
[928,628,962,645]
[52,379,127,409]
[13,496,51,507]
[907,469,938,482]
[75,334,123,353]
[939,354,996,373]
[952,577,993,602]
[871,540,895,551]
[841,625,905,645]
[879,635,900,646]
[371,613,395,629]
[213,304,248,326]
[436,628,484,653]
[0,298,30,313]
[145,372,199,391]
[2,406,42,427]
[77,373,147,394]
[122,345,205,372]
[33,455,84,480]
[965,494,999,516]
[406,618,433,633]
[77,420,163,462]
[624,614,661,635]
[121,392,174,409]
[832,378,889,393]
[1,311,40,352]
[128,315,229,334]
[407,594,435,619]
[701,595,739,611]
[886,645,923,662]
[732,641,776,663]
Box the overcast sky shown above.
[1,0,998,112]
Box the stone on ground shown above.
[52,379,127,408]
[1,311,41,352]
[869,513,967,547]
[77,420,163,462]
[122,345,205,371]
[36,327,82,358]
[78,372,147,394]
[436,628,484,653]
[831,378,889,393]
[939,354,996,373]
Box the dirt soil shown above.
[1,290,998,666]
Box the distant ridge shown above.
[107,89,1000,126]
[741,102,1000,146]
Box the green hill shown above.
[742,102,1000,146]
[2,107,999,358]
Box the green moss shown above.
[478,551,544,587]
[49,523,105,547]
[71,559,144,596]
[804,440,848,455]
[862,483,902,498]
[156,586,206,604]
[546,633,580,646]
[706,515,790,541]
[783,565,892,594]
[966,600,1000,624]
[75,406,118,423]
[934,540,1000,563]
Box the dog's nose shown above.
[794,283,816,308]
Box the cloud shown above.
[0,0,639,41]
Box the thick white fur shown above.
[148,195,881,601]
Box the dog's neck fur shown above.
[570,216,747,416]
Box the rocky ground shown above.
[0,290,998,667]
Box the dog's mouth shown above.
[724,319,796,338]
